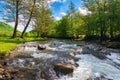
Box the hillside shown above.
[0,21,21,37]
[0,21,14,32]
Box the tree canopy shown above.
[1,0,120,41]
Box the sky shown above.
[0,0,86,31]
[0,1,6,20]
[50,0,83,20]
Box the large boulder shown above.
[37,45,46,50]
[54,63,74,75]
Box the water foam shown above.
[31,52,56,59]
[76,54,120,80]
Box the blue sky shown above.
[0,1,6,20]
[50,0,83,20]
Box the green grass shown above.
[0,37,22,56]
[0,21,46,56]
[0,42,18,56]
[0,37,46,56]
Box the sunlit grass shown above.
[0,42,18,56]
[0,37,21,56]
[0,37,46,56]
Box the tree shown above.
[67,1,76,29]
[82,0,120,41]
[108,0,119,39]
[5,0,22,38]
[56,16,69,38]
[34,0,53,37]
[68,1,76,16]
[20,0,36,38]
[12,0,19,38]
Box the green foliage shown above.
[0,21,14,37]
[82,0,120,41]
[33,1,53,37]
[53,14,85,39]
[49,2,85,39]
[55,16,69,38]
[1,0,120,41]
[24,32,37,37]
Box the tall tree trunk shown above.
[110,22,113,39]
[20,0,36,38]
[109,1,115,40]
[103,1,106,39]
[11,0,19,38]
[97,1,103,41]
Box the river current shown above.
[8,39,120,80]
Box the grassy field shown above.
[0,37,21,56]
[0,37,46,56]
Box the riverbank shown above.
[0,37,46,56]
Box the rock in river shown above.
[54,63,74,75]
[37,44,46,50]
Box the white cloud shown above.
[55,16,61,21]
[0,20,7,23]
[19,14,25,21]
[79,7,92,16]
[7,21,32,32]
[60,12,67,16]
[47,0,66,3]
[0,1,6,4]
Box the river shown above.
[6,39,120,80]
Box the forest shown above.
[0,0,119,41]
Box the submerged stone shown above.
[54,63,74,75]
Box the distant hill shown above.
[0,21,14,36]
[0,21,14,32]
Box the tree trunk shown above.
[110,23,113,39]
[20,0,36,38]
[11,0,19,38]
[97,2,103,41]
[109,1,115,40]
[103,1,107,39]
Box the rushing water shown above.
[8,39,120,80]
